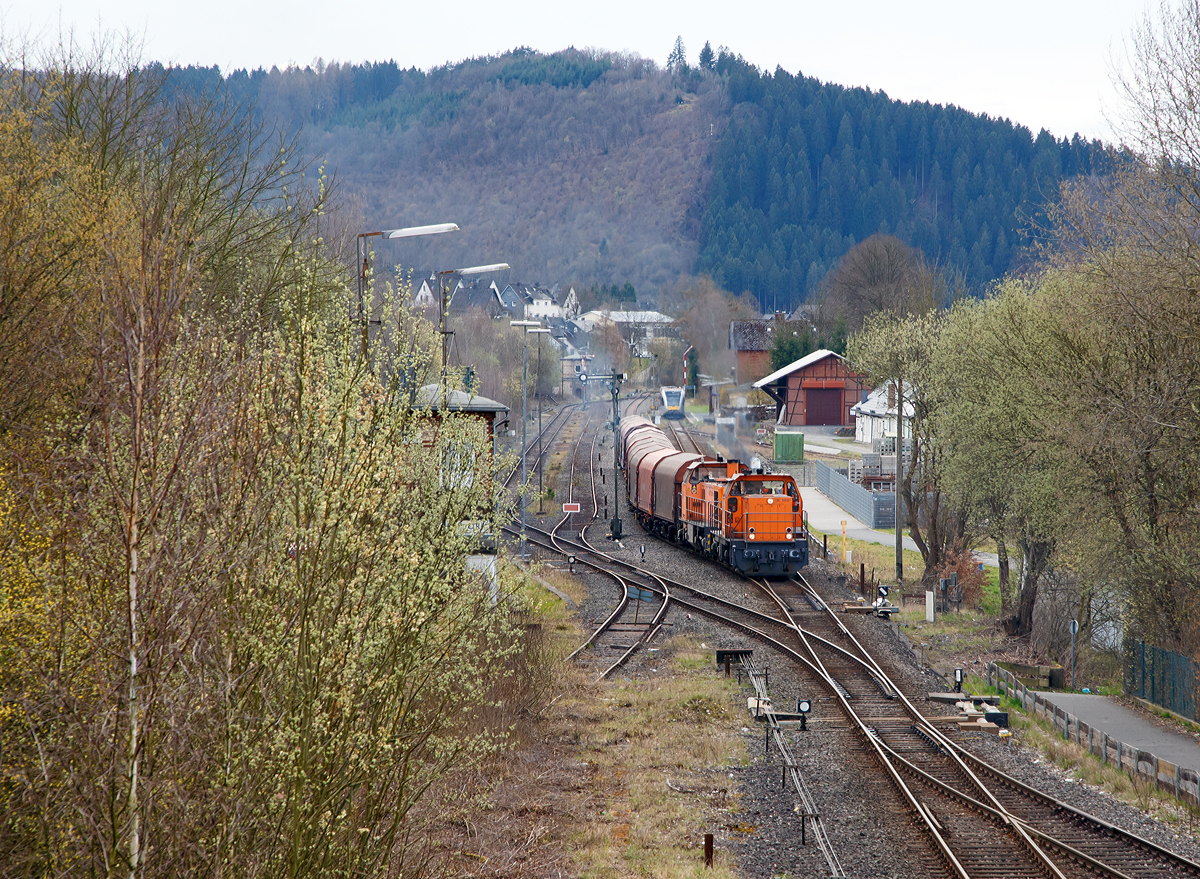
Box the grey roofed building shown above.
[494,283,523,312]
[728,319,775,353]
[413,384,508,415]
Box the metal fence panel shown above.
[813,460,879,527]
[873,493,896,530]
[1125,638,1197,721]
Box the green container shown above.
[774,429,805,463]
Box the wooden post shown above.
[860,562,866,596]
[704,833,713,868]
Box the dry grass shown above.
[805,528,926,584]
[993,692,1200,828]
[417,625,749,878]
[565,636,746,878]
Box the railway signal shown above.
[1070,618,1079,690]
[604,369,625,540]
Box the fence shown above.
[812,460,895,529]
[987,662,1200,806]
[787,462,817,487]
[1125,638,1197,721]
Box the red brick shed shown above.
[728,320,774,385]
[752,350,868,427]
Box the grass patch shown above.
[566,636,746,877]
[805,526,924,583]
[988,687,1200,826]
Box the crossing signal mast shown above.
[604,369,626,539]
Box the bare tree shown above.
[815,234,955,335]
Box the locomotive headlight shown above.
[786,527,793,540]
[748,527,756,540]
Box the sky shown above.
[1,0,1155,142]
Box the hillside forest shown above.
[158,43,1108,316]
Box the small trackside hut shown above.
[753,348,869,428]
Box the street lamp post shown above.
[510,320,546,559]
[437,262,510,375]
[357,223,459,356]
[535,326,552,511]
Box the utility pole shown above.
[606,368,625,539]
[440,274,451,376]
[537,336,544,513]
[895,376,904,583]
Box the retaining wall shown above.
[987,661,1200,805]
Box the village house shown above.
[850,384,914,445]
[573,309,676,358]
[729,319,774,384]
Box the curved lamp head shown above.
[382,223,460,239]
[444,262,510,276]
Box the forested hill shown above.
[161,47,1105,311]
[697,54,1105,304]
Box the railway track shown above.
[511,389,1200,877]
[751,574,1200,879]
[539,513,1200,876]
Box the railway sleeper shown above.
[912,723,947,755]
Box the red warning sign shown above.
[562,503,581,513]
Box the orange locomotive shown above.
[618,417,808,577]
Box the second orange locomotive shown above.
[619,416,808,577]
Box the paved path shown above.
[1038,692,1200,771]
[798,485,1000,569]
[804,441,847,456]
[800,487,920,554]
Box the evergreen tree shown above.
[771,329,813,370]
[695,55,1109,310]
[698,41,715,71]
[667,36,688,72]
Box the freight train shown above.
[619,416,808,577]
